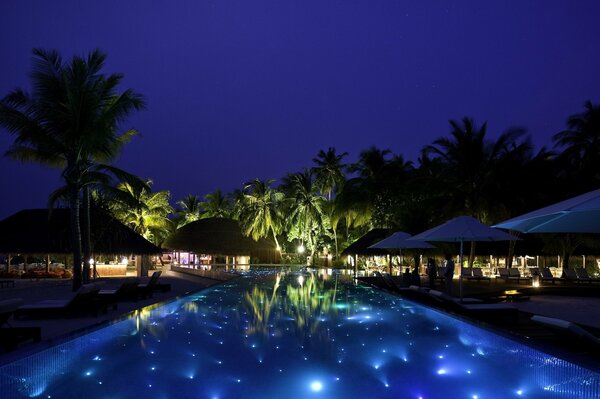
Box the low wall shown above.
[170,265,236,281]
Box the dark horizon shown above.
[1,1,600,220]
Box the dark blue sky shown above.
[1,1,599,219]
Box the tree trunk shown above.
[468,241,476,267]
[507,240,516,268]
[70,188,83,291]
[82,186,91,283]
[333,227,339,258]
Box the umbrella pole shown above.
[459,240,464,302]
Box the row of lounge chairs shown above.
[373,272,518,324]
[0,271,170,352]
[436,267,599,285]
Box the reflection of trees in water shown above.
[243,272,338,342]
[244,273,282,335]
[132,307,168,349]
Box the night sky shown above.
[1,1,599,220]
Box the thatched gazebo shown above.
[341,228,393,274]
[0,208,161,277]
[163,217,281,266]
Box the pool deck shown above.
[0,270,234,364]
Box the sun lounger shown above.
[531,315,600,345]
[574,268,600,283]
[374,271,401,292]
[99,279,143,301]
[427,289,518,323]
[435,267,446,283]
[508,268,531,284]
[464,268,492,284]
[0,298,41,351]
[538,267,559,284]
[14,282,108,319]
[139,271,171,295]
[561,268,591,284]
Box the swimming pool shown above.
[1,270,599,398]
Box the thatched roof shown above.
[341,228,394,256]
[0,208,161,255]
[163,217,280,263]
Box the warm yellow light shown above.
[532,280,540,288]
[89,258,94,264]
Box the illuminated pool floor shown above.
[1,271,599,398]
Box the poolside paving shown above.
[0,270,234,364]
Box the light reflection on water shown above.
[0,270,599,399]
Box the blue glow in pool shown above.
[1,271,599,398]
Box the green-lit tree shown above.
[112,179,174,245]
[312,147,347,256]
[237,179,283,249]
[200,189,231,219]
[0,49,144,290]
[281,170,326,260]
[175,194,202,227]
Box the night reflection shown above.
[242,272,338,339]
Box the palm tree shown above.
[237,179,283,249]
[553,101,600,193]
[200,189,231,219]
[312,147,348,257]
[312,147,348,200]
[422,118,528,222]
[175,194,202,227]
[111,179,174,245]
[422,117,531,266]
[340,146,413,229]
[281,170,326,261]
[0,49,144,290]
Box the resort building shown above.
[0,208,161,278]
[162,217,281,271]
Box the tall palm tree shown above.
[340,146,413,229]
[312,147,348,200]
[0,49,144,290]
[553,101,600,193]
[422,118,527,222]
[237,179,283,249]
[175,194,202,227]
[281,170,326,260]
[312,147,348,257]
[200,189,231,219]
[422,117,530,266]
[111,179,174,245]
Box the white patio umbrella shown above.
[369,232,435,273]
[408,216,519,300]
[493,188,600,233]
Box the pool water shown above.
[1,270,599,398]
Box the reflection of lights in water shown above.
[437,368,447,375]
[516,389,523,395]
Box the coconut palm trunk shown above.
[82,186,92,283]
[69,187,83,291]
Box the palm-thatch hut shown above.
[0,208,161,277]
[162,217,280,267]
[341,228,393,274]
